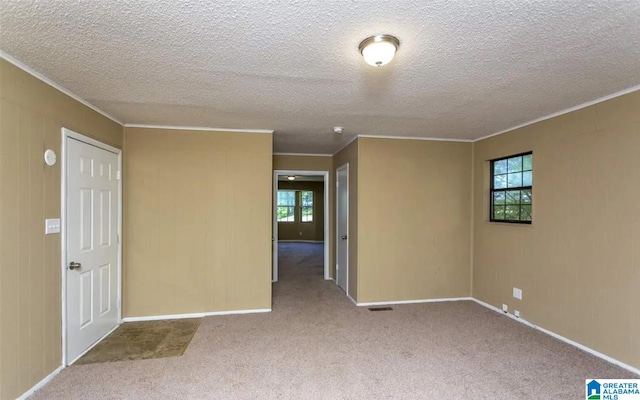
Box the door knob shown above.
[69,261,82,271]
[341,235,347,240]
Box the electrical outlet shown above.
[514,310,520,318]
[299,232,303,236]
[513,287,523,300]
[502,304,508,313]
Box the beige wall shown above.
[123,127,272,317]
[273,154,332,172]
[473,90,640,370]
[273,154,334,277]
[333,141,359,298]
[357,138,473,303]
[0,59,123,400]
[277,181,324,241]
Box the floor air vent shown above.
[368,307,393,311]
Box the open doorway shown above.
[273,170,330,282]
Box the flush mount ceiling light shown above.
[358,35,400,67]
[287,176,296,181]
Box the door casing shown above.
[61,127,123,366]
[272,170,330,282]
[335,163,349,295]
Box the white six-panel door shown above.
[336,164,349,294]
[66,136,120,363]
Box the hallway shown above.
[272,242,344,311]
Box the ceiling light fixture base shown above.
[358,35,400,67]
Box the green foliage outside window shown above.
[277,191,295,222]
[301,191,313,222]
[490,153,532,223]
[277,190,314,222]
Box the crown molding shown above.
[332,135,360,156]
[273,152,332,157]
[474,84,640,143]
[0,51,123,125]
[358,134,472,143]
[332,133,473,156]
[124,123,273,134]
[5,49,636,147]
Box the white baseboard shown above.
[122,308,271,322]
[278,240,324,243]
[19,322,122,398]
[356,297,473,307]
[471,298,640,376]
[17,298,638,400]
[17,365,64,400]
[471,298,536,327]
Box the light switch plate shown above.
[45,218,61,234]
[513,287,523,300]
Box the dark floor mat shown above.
[75,318,201,364]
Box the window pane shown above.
[301,206,313,222]
[493,159,507,175]
[277,191,295,206]
[506,190,520,205]
[489,153,532,223]
[507,173,522,188]
[505,205,520,220]
[507,156,523,172]
[494,174,507,189]
[522,171,532,186]
[277,206,295,222]
[301,191,313,207]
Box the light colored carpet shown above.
[33,242,637,399]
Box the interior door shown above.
[336,164,349,293]
[273,174,279,282]
[66,136,120,363]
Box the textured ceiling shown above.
[1,1,639,154]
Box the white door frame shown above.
[61,127,123,366]
[273,170,330,282]
[335,163,349,296]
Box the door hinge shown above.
[117,234,120,244]
[116,171,121,180]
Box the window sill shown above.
[485,220,533,226]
